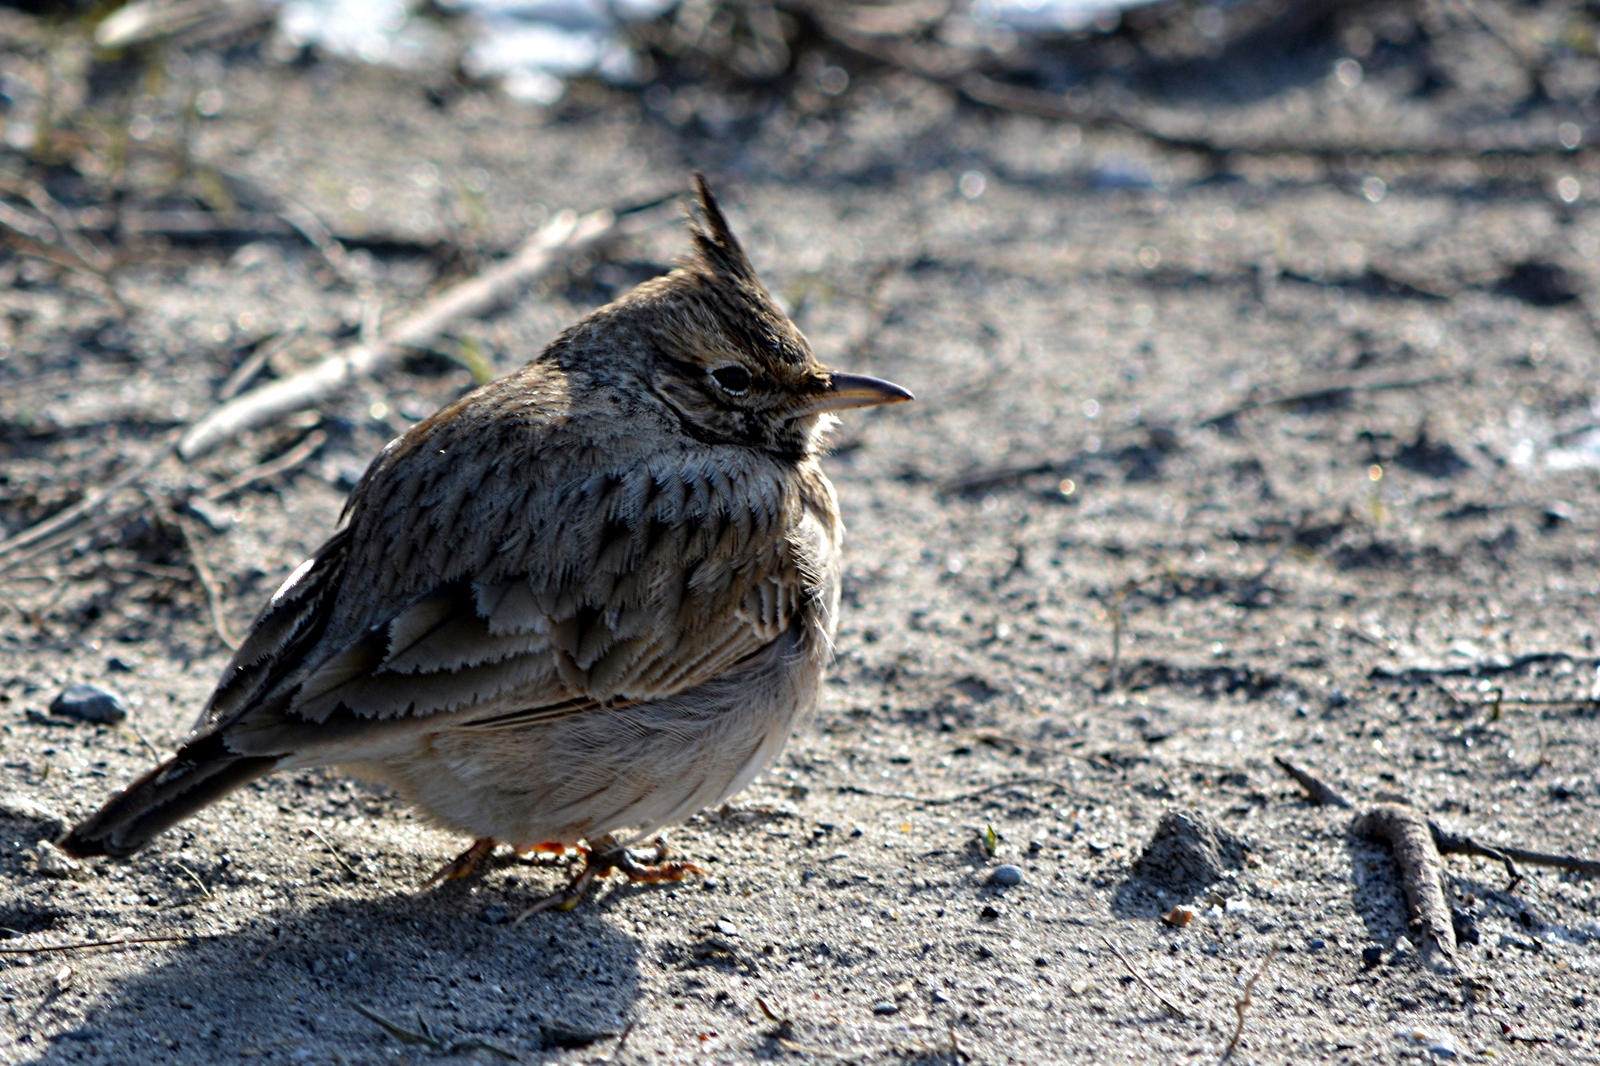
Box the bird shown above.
[60,175,912,914]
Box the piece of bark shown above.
[1273,755,1353,808]
[1355,803,1457,965]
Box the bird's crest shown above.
[687,173,757,283]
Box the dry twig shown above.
[1430,823,1600,880]
[178,208,620,459]
[1221,944,1280,1062]
[1273,756,1353,808]
[1354,804,1458,964]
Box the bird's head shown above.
[556,174,911,459]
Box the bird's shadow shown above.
[26,889,644,1064]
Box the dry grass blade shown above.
[1198,375,1458,429]
[0,934,216,955]
[347,1000,443,1049]
[836,775,1064,806]
[217,330,300,402]
[1221,944,1280,1062]
[172,860,212,898]
[280,199,359,286]
[0,429,180,561]
[0,501,151,581]
[200,429,327,502]
[172,507,239,649]
[347,999,522,1060]
[178,207,619,460]
[306,825,364,881]
[1099,935,1191,1020]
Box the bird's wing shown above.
[193,386,827,755]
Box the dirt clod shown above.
[1128,810,1249,899]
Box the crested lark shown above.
[62,176,911,911]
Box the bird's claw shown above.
[425,837,497,885]
[514,836,701,922]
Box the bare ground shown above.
[3,12,1600,1064]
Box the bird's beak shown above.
[804,372,914,415]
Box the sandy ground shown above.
[4,19,1600,1065]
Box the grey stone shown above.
[49,684,127,724]
[988,864,1024,887]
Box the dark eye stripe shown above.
[711,365,752,394]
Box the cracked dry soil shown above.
[4,41,1600,1066]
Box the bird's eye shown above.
[710,365,752,395]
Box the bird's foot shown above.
[515,835,701,922]
[426,837,497,885]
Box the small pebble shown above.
[979,904,1002,921]
[49,684,126,724]
[1034,956,1048,967]
[715,918,738,936]
[931,989,950,1004]
[988,865,1023,887]
[481,905,509,924]
[1307,937,1327,951]
[872,1002,899,1016]
[33,840,86,880]
[1361,944,1384,967]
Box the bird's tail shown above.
[58,735,278,857]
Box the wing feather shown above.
[183,366,837,758]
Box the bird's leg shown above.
[515,835,702,921]
[426,837,497,885]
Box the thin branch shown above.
[178,207,621,460]
[1430,822,1600,879]
[1221,944,1280,1063]
[1098,935,1191,1020]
